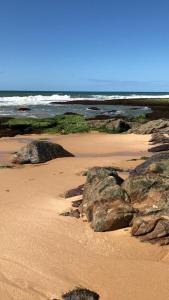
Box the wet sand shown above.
[0,132,169,300]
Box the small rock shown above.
[87,107,100,111]
[60,209,80,219]
[64,185,84,198]
[148,144,169,153]
[17,107,31,112]
[72,199,83,208]
[62,288,100,300]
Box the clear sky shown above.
[0,0,169,91]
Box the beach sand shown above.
[0,132,169,300]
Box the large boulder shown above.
[130,119,169,134]
[13,140,74,164]
[82,167,136,231]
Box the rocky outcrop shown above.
[62,288,100,300]
[13,140,74,164]
[130,119,169,134]
[82,167,137,231]
[81,155,169,244]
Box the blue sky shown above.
[0,0,169,91]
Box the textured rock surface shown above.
[82,167,136,231]
[131,152,169,175]
[91,201,137,232]
[130,119,169,134]
[131,216,169,245]
[62,288,100,300]
[81,153,169,242]
[13,140,74,164]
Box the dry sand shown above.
[0,132,169,300]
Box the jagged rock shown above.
[91,201,137,232]
[130,119,169,134]
[62,288,100,300]
[131,216,169,245]
[82,155,169,238]
[148,144,169,153]
[64,184,84,198]
[82,167,136,231]
[123,172,169,215]
[12,140,74,164]
[82,167,125,218]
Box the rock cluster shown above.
[81,155,169,245]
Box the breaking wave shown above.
[0,93,169,106]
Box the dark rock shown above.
[72,199,83,208]
[131,216,169,245]
[87,115,113,121]
[17,107,31,112]
[148,144,169,153]
[60,209,80,219]
[62,288,100,300]
[64,184,84,198]
[12,140,74,164]
[63,112,82,116]
[0,128,20,138]
[87,107,100,111]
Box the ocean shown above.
[0,91,168,118]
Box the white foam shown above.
[0,93,169,106]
